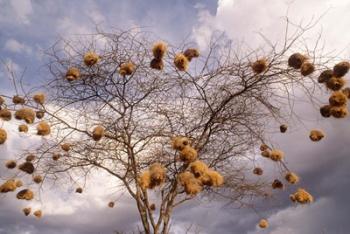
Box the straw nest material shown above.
[33,93,45,105]
[26,154,36,162]
[258,219,269,229]
[16,180,23,187]
[260,144,269,151]
[190,160,208,178]
[206,170,224,187]
[174,53,189,71]
[309,129,325,142]
[23,207,31,216]
[179,146,198,163]
[75,187,83,193]
[84,51,99,66]
[0,96,4,105]
[66,67,80,81]
[178,172,202,195]
[326,77,345,91]
[285,172,299,184]
[330,105,348,118]
[0,179,17,193]
[300,62,315,76]
[150,203,156,211]
[333,61,350,78]
[0,109,12,121]
[92,125,105,141]
[108,201,115,208]
[52,153,61,161]
[280,124,288,133]
[18,162,35,174]
[342,87,350,99]
[18,124,29,133]
[119,62,135,76]
[33,175,43,184]
[318,69,333,83]
[36,111,45,119]
[0,128,7,144]
[288,53,306,69]
[5,160,17,169]
[269,149,284,161]
[37,121,50,136]
[251,58,267,74]
[138,170,151,190]
[329,91,347,106]
[272,179,284,189]
[15,108,35,124]
[150,58,164,70]
[33,210,42,218]
[149,163,166,187]
[12,95,25,105]
[152,41,167,59]
[253,167,263,175]
[183,48,200,62]
[290,188,313,204]
[171,136,190,150]
[261,150,271,158]
[61,143,71,151]
[16,189,34,200]
[320,105,332,118]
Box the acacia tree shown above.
[0,19,349,233]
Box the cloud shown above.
[4,39,32,54]
[10,0,33,25]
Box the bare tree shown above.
[0,18,346,234]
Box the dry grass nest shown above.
[18,162,35,174]
[330,105,348,118]
[272,179,284,189]
[178,172,202,195]
[33,93,45,105]
[150,203,156,211]
[92,125,105,141]
[108,201,115,208]
[84,51,99,66]
[171,136,190,150]
[26,154,36,162]
[66,67,80,81]
[36,110,45,119]
[23,207,31,216]
[150,58,164,70]
[261,149,271,158]
[5,160,17,169]
[174,53,189,71]
[179,146,198,163]
[251,58,268,74]
[288,53,307,69]
[183,48,200,62]
[318,69,333,83]
[33,175,43,184]
[33,210,42,218]
[61,143,71,151]
[139,163,166,190]
[119,62,135,76]
[15,108,35,124]
[326,77,346,91]
[0,128,7,144]
[52,153,61,161]
[285,172,300,184]
[309,129,325,142]
[333,61,350,78]
[19,124,29,133]
[0,179,17,193]
[16,180,23,187]
[342,87,350,99]
[12,95,25,105]
[253,167,263,176]
[0,109,12,121]
[280,124,288,133]
[258,219,269,229]
[190,160,208,178]
[290,188,313,204]
[37,121,50,136]
[320,105,332,118]
[75,187,83,193]
[260,144,269,151]
[16,189,34,200]
[300,62,315,76]
[329,91,347,106]
[269,149,284,161]
[152,41,167,59]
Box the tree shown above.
[0,19,348,233]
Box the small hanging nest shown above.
[251,58,268,74]
[23,207,31,216]
[280,124,288,133]
[37,121,50,136]
[75,187,83,193]
[190,160,208,178]
[320,105,332,118]
[52,153,61,161]
[16,180,23,187]
[0,128,7,144]
[269,149,284,161]
[33,175,43,184]
[285,172,299,184]
[179,146,198,163]
[290,188,313,204]
[260,144,269,151]
[5,160,17,169]
[108,201,115,208]
[272,179,284,189]
[206,170,224,187]
[18,124,29,133]
[258,219,269,229]
[33,210,42,218]
[138,170,151,190]
[171,136,190,150]
[92,125,105,141]
[152,41,167,59]
[33,93,45,105]
[150,58,164,70]
[61,143,71,151]
[0,109,12,121]
[261,150,271,158]
[288,53,306,69]
[12,95,25,105]
[66,67,80,81]
[329,91,347,106]
[342,87,350,99]
[183,48,200,62]
[150,203,156,211]
[119,62,135,76]
[309,129,325,142]
[26,154,36,162]
[149,163,166,188]
[83,51,99,66]
[318,69,333,83]
[174,53,189,71]
[330,105,348,118]
[36,110,45,119]
[16,189,34,200]
[18,162,35,174]
[253,167,263,176]
[333,61,350,78]
[0,179,17,193]
[178,172,202,195]
[15,108,35,124]
[326,77,346,91]
[300,62,315,76]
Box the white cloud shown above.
[4,39,32,54]
[10,0,33,25]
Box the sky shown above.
[1,0,350,233]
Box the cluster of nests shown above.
[150,41,200,72]
[22,207,43,218]
[316,61,350,119]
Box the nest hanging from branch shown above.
[258,219,269,229]
[75,187,83,193]
[330,105,348,118]
[333,61,350,78]
[16,189,34,200]
[33,93,45,105]
[280,124,288,133]
[318,69,333,83]
[251,58,268,74]
[18,162,35,174]
[171,136,190,150]
[15,180,23,187]
[52,153,61,161]
[0,179,17,193]
[15,108,35,124]
[309,129,325,142]
[253,167,263,175]
[0,128,7,144]
[288,53,306,69]
[119,62,135,76]
[18,124,29,133]
[12,95,25,105]
[342,87,350,99]
[0,109,12,121]
[320,105,332,118]
[26,154,36,162]
[108,201,115,208]
[37,121,51,136]
[174,53,189,71]
[326,77,345,91]
[92,125,105,141]
[300,62,315,76]
[36,110,45,119]
[178,172,202,195]
[149,163,166,188]
[285,172,299,184]
[5,160,17,169]
[183,48,200,62]
[190,160,208,178]
[66,67,80,81]
[61,143,71,151]
[269,149,284,161]
[83,51,99,66]
[23,207,31,216]
[290,188,313,204]
[150,58,164,70]
[33,175,43,184]
[33,210,42,218]
[152,41,167,59]
[179,146,198,163]
[329,91,347,106]
[272,179,284,189]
